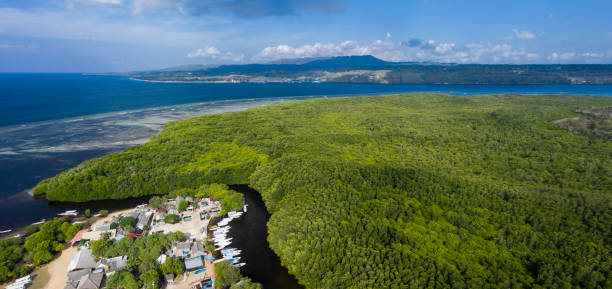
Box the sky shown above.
[0,0,611,72]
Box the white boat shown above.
[31,219,45,225]
[0,229,12,234]
[15,275,31,283]
[243,205,247,212]
[236,263,246,267]
[58,210,78,217]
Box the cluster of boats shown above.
[210,209,245,267]
[5,275,32,289]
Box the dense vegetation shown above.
[34,93,612,288]
[92,231,184,289]
[197,183,245,215]
[0,218,83,283]
[215,260,262,289]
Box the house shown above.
[125,233,142,239]
[93,223,111,231]
[97,256,127,275]
[70,229,89,245]
[63,281,79,289]
[76,272,104,289]
[82,229,116,241]
[185,196,194,203]
[156,254,167,264]
[137,212,153,229]
[191,242,205,257]
[175,241,191,257]
[184,256,204,271]
[67,249,97,281]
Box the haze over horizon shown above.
[1,0,611,72]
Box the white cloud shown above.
[512,29,535,40]
[385,32,391,39]
[187,46,244,62]
[66,0,122,9]
[252,40,405,62]
[0,7,219,46]
[434,43,455,54]
[253,39,549,64]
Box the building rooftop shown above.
[67,248,97,273]
[184,256,204,271]
[76,272,104,289]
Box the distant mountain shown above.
[128,55,612,84]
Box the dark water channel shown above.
[227,185,304,289]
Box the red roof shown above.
[70,229,89,244]
[126,233,142,239]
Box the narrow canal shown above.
[228,185,304,289]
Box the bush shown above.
[25,225,40,235]
[84,209,91,217]
[231,277,263,289]
[140,269,161,289]
[178,200,188,212]
[106,270,140,289]
[214,260,241,288]
[119,217,137,232]
[161,257,184,276]
[164,214,179,224]
[98,210,109,216]
[148,196,162,209]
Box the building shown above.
[184,256,204,271]
[191,242,205,258]
[97,256,127,275]
[70,229,89,245]
[93,223,111,231]
[137,211,153,229]
[76,272,104,289]
[175,241,191,257]
[82,229,116,241]
[156,254,167,264]
[63,281,79,289]
[67,249,97,282]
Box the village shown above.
[5,195,246,289]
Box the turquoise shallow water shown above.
[0,73,611,231]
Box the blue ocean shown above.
[1,73,612,230]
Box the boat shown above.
[236,263,246,267]
[31,219,45,225]
[58,210,78,217]
[243,205,247,212]
[0,229,12,234]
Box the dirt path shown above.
[30,246,77,289]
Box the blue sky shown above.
[0,0,611,72]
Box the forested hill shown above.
[129,55,612,84]
[34,94,612,288]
